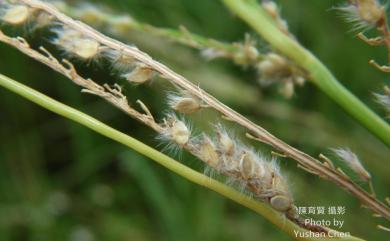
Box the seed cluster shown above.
[163,98,295,214]
[0,0,297,220]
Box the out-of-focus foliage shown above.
[0,0,388,240]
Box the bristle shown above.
[216,124,235,156]
[198,135,220,169]
[373,92,390,113]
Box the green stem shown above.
[0,73,364,241]
[57,4,264,66]
[221,0,390,147]
[60,4,244,60]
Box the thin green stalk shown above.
[0,73,363,241]
[221,0,390,147]
[60,4,243,59]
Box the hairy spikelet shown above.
[337,0,384,31]
[51,26,101,60]
[167,91,203,114]
[332,148,371,182]
[160,114,191,147]
[122,64,154,84]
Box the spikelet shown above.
[162,116,191,147]
[239,151,259,180]
[104,49,135,73]
[257,52,305,98]
[167,91,203,114]
[232,34,259,66]
[332,148,371,182]
[1,4,30,25]
[123,64,154,84]
[216,125,235,156]
[269,173,293,212]
[52,27,101,59]
[0,3,54,31]
[198,135,220,169]
[338,0,384,31]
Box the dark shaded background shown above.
[0,0,389,240]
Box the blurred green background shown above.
[0,0,389,240]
